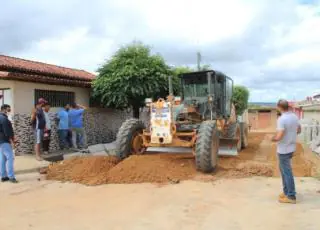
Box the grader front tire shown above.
[115,119,146,159]
[195,121,220,173]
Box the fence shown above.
[299,119,320,155]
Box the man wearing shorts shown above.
[31,98,47,161]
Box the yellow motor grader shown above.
[115,70,248,173]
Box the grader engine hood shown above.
[150,100,173,144]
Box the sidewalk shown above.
[13,149,98,175]
[15,155,51,175]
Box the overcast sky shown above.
[1,0,320,102]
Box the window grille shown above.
[34,89,75,107]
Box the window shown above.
[182,76,210,99]
[34,89,75,107]
[183,83,209,98]
[0,88,12,107]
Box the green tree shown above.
[171,66,194,76]
[232,85,250,115]
[170,66,194,95]
[93,42,172,118]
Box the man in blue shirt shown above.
[69,103,87,150]
[57,103,70,150]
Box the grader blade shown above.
[147,147,192,153]
[218,138,240,156]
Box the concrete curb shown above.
[15,168,40,175]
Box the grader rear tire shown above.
[195,121,220,173]
[115,118,146,159]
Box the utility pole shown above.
[197,51,201,71]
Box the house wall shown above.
[248,109,277,130]
[303,110,320,121]
[270,110,278,129]
[300,104,320,121]
[248,111,258,130]
[12,81,90,114]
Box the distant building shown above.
[248,107,278,130]
[288,101,303,119]
[297,104,320,121]
[311,91,320,101]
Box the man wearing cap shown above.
[271,99,301,204]
[31,98,47,161]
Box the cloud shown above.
[1,0,320,102]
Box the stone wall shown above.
[12,108,132,155]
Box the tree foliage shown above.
[232,85,250,115]
[171,66,194,76]
[93,42,174,117]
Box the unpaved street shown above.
[0,175,319,230]
[0,132,319,230]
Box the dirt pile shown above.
[106,154,197,184]
[46,156,119,185]
[46,154,274,186]
[45,132,315,186]
[269,141,315,177]
[232,161,273,177]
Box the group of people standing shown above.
[31,98,87,161]
[0,98,88,183]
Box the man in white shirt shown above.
[271,99,301,204]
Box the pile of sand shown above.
[106,154,197,184]
[46,156,119,185]
[45,133,315,186]
[46,154,274,186]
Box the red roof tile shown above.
[0,55,95,81]
[0,71,91,87]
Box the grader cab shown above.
[115,70,248,173]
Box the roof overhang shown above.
[0,71,92,88]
